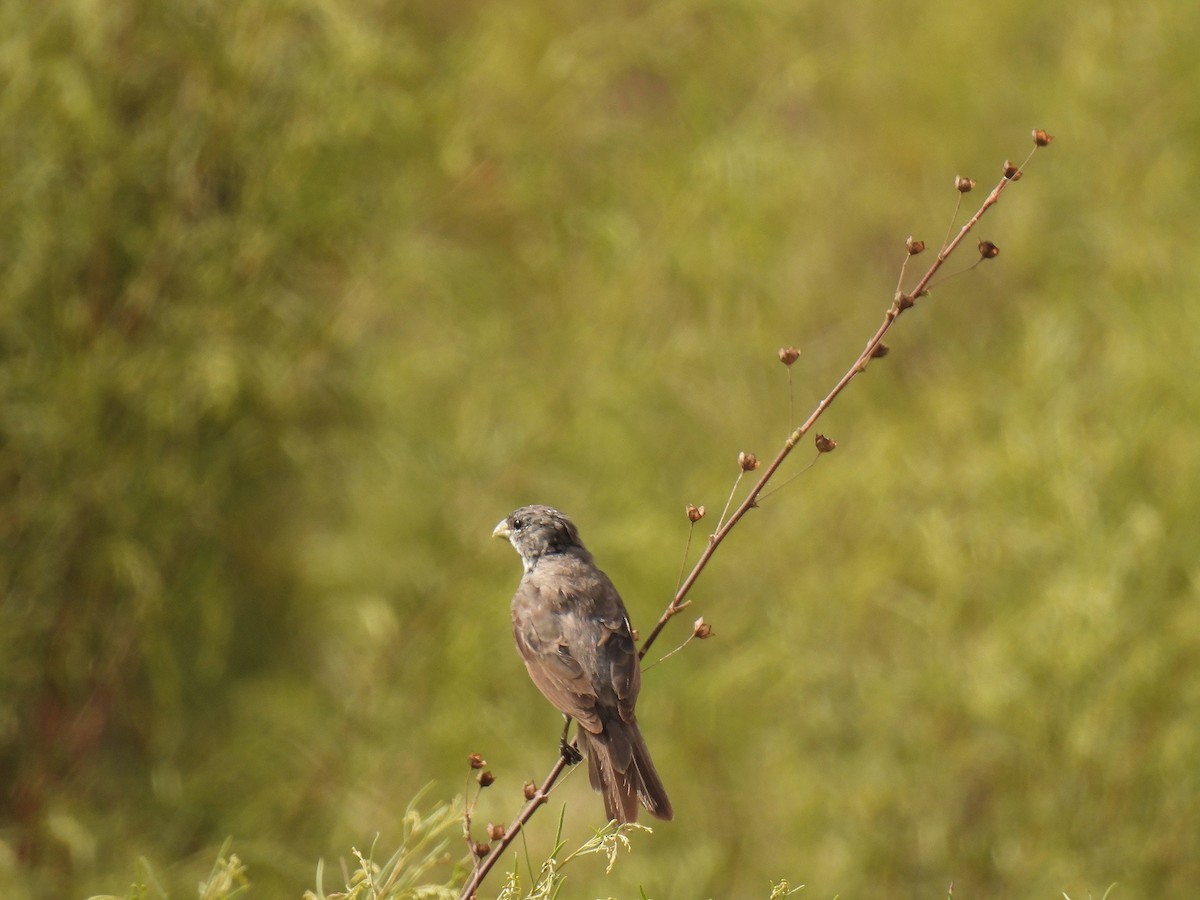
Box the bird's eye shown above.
[512,517,523,530]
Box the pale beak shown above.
[492,519,510,540]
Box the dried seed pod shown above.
[778,346,801,366]
[468,753,487,770]
[906,235,926,255]
[1002,160,1022,181]
[1032,129,1054,146]
[738,451,760,472]
[686,504,706,522]
[815,434,837,453]
[955,175,976,193]
[477,770,495,788]
[693,617,713,639]
[978,240,1000,259]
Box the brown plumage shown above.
[493,505,672,823]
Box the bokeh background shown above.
[3,0,1199,897]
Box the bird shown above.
[493,504,672,824]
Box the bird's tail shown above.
[578,717,673,823]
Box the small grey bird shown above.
[493,505,672,823]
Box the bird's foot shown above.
[559,738,583,765]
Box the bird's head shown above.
[493,504,590,572]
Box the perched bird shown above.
[493,505,672,823]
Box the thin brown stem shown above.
[942,193,964,253]
[787,367,795,431]
[715,470,745,531]
[675,521,696,592]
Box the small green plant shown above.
[494,808,650,900]
[305,789,465,900]
[198,843,250,900]
[767,879,805,898]
[1062,886,1118,900]
[85,839,246,900]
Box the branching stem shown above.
[459,138,1046,898]
[639,159,1032,659]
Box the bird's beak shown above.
[492,519,510,540]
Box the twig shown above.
[638,141,1044,659]
[459,133,1050,898]
[715,470,746,531]
[674,516,699,592]
[458,757,569,899]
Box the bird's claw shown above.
[560,739,583,765]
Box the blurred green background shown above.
[3,0,1198,897]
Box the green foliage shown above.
[84,839,247,900]
[767,880,805,899]
[304,791,463,900]
[494,814,650,900]
[0,0,397,895]
[197,844,251,900]
[2,0,1199,897]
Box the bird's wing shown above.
[512,578,604,732]
[591,583,640,724]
